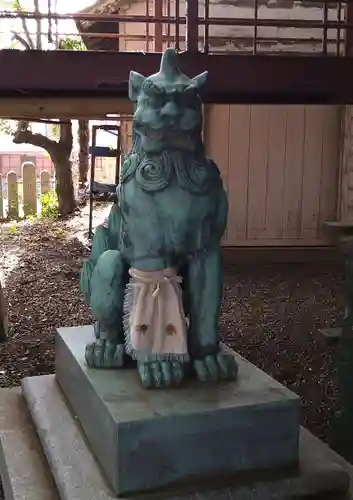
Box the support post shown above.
[346,1,353,56]
[185,0,199,53]
[154,0,163,52]
[88,126,97,240]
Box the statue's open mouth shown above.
[143,130,189,142]
[135,126,163,141]
[146,131,163,140]
[136,123,191,143]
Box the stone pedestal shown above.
[0,377,349,500]
[0,325,352,499]
[55,326,300,496]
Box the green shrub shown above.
[39,190,60,219]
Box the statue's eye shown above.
[148,95,164,109]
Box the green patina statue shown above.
[80,48,238,388]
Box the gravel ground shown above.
[221,263,345,442]
[0,205,346,445]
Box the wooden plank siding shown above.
[205,105,341,246]
[338,106,353,222]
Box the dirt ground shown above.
[0,204,346,445]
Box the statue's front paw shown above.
[193,353,238,382]
[85,339,125,369]
[137,360,186,389]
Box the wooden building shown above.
[76,0,349,248]
[0,1,351,250]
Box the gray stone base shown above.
[55,326,301,496]
[0,377,351,500]
[0,387,59,500]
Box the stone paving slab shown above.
[0,387,58,500]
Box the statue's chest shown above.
[119,182,219,257]
[120,152,221,196]
[121,179,214,223]
[119,152,222,226]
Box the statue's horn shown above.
[189,71,208,90]
[159,48,180,78]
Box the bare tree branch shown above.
[33,0,42,50]
[12,120,73,160]
[20,16,34,48]
[47,0,53,43]
[13,120,58,155]
[54,0,59,49]
[14,0,36,50]
[11,31,31,50]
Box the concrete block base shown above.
[55,326,301,496]
[0,377,351,499]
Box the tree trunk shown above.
[78,119,89,189]
[51,121,76,216]
[51,152,76,216]
[13,120,76,216]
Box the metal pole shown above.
[115,125,121,187]
[88,126,97,239]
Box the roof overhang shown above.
[0,49,353,106]
[0,97,133,120]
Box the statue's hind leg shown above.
[86,249,129,368]
[80,203,130,369]
[185,248,238,382]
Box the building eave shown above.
[0,49,352,105]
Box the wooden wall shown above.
[205,105,341,246]
[338,106,353,222]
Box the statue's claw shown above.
[137,360,186,388]
[193,353,238,382]
[85,339,125,369]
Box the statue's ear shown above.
[129,71,145,101]
[189,71,208,90]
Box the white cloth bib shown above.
[124,267,189,362]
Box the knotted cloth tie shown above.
[123,267,189,362]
